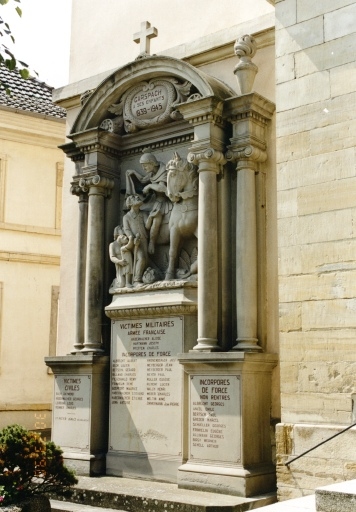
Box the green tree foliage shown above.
[0,425,78,506]
[0,0,31,94]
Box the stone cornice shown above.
[59,142,84,162]
[224,92,275,124]
[69,128,122,157]
[0,250,60,266]
[113,119,193,157]
[177,96,225,128]
[45,355,110,373]
[0,123,65,149]
[185,27,274,68]
[105,303,197,319]
[119,133,194,157]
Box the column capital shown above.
[188,148,226,173]
[79,175,114,198]
[71,182,89,201]
[226,144,267,167]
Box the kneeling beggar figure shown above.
[110,150,198,289]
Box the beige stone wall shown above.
[69,0,274,84]
[0,108,65,432]
[276,0,356,499]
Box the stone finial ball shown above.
[234,34,257,59]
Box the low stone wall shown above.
[276,423,356,500]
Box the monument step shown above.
[315,479,356,512]
[51,500,128,512]
[50,476,276,512]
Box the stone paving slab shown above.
[50,476,276,512]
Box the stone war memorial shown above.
[46,22,277,499]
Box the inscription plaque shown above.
[110,317,183,456]
[52,374,91,449]
[190,375,241,463]
[129,83,169,121]
[124,80,175,128]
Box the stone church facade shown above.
[52,0,356,500]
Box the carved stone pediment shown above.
[101,78,192,134]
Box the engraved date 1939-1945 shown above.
[136,103,163,116]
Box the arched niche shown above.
[70,55,235,135]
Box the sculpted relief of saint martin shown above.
[110,149,198,292]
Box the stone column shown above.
[188,149,225,351]
[234,148,265,351]
[70,185,88,353]
[225,94,275,351]
[79,175,114,353]
[178,97,226,352]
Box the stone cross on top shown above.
[133,21,158,55]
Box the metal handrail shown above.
[285,420,356,466]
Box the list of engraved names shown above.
[190,375,241,463]
[53,375,91,449]
[109,317,183,454]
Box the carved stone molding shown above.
[109,279,198,295]
[80,89,94,106]
[119,133,194,157]
[227,109,270,126]
[100,117,123,134]
[80,142,121,158]
[106,304,197,320]
[78,175,114,198]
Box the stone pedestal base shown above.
[106,452,183,483]
[61,451,106,477]
[178,463,276,497]
[44,355,109,476]
[105,284,197,482]
[177,352,277,497]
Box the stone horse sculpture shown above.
[165,152,198,280]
